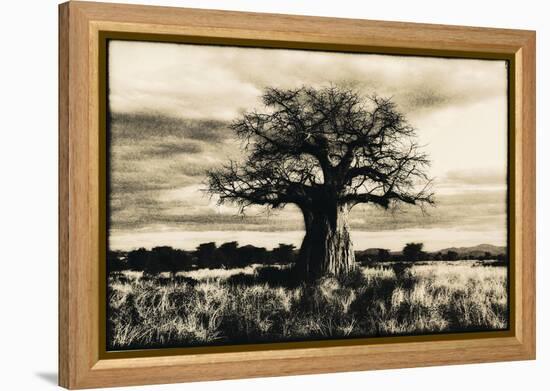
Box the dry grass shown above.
[107,261,508,350]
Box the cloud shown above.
[108,113,242,197]
[110,112,232,143]
[109,41,507,120]
[107,40,509,250]
[144,142,203,157]
[110,178,506,236]
[443,168,507,185]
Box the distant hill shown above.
[357,244,506,259]
[436,244,506,256]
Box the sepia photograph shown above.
[105,40,509,351]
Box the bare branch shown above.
[207,85,434,214]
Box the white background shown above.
[0,0,547,389]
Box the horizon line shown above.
[108,242,506,254]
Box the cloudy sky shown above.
[107,40,508,252]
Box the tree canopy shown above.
[207,85,434,214]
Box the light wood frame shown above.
[59,1,536,389]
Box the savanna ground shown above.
[107,261,508,350]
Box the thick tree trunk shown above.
[297,203,356,280]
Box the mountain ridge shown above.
[437,244,506,255]
[359,244,506,256]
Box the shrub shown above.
[255,266,301,287]
[336,267,367,289]
[226,273,256,286]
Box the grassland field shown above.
[108,260,508,350]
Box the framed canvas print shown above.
[59,1,536,389]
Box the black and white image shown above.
[106,41,509,350]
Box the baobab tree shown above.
[207,86,434,280]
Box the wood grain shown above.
[58,1,536,388]
[58,3,70,387]
[519,34,536,353]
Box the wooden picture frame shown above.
[59,1,536,389]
